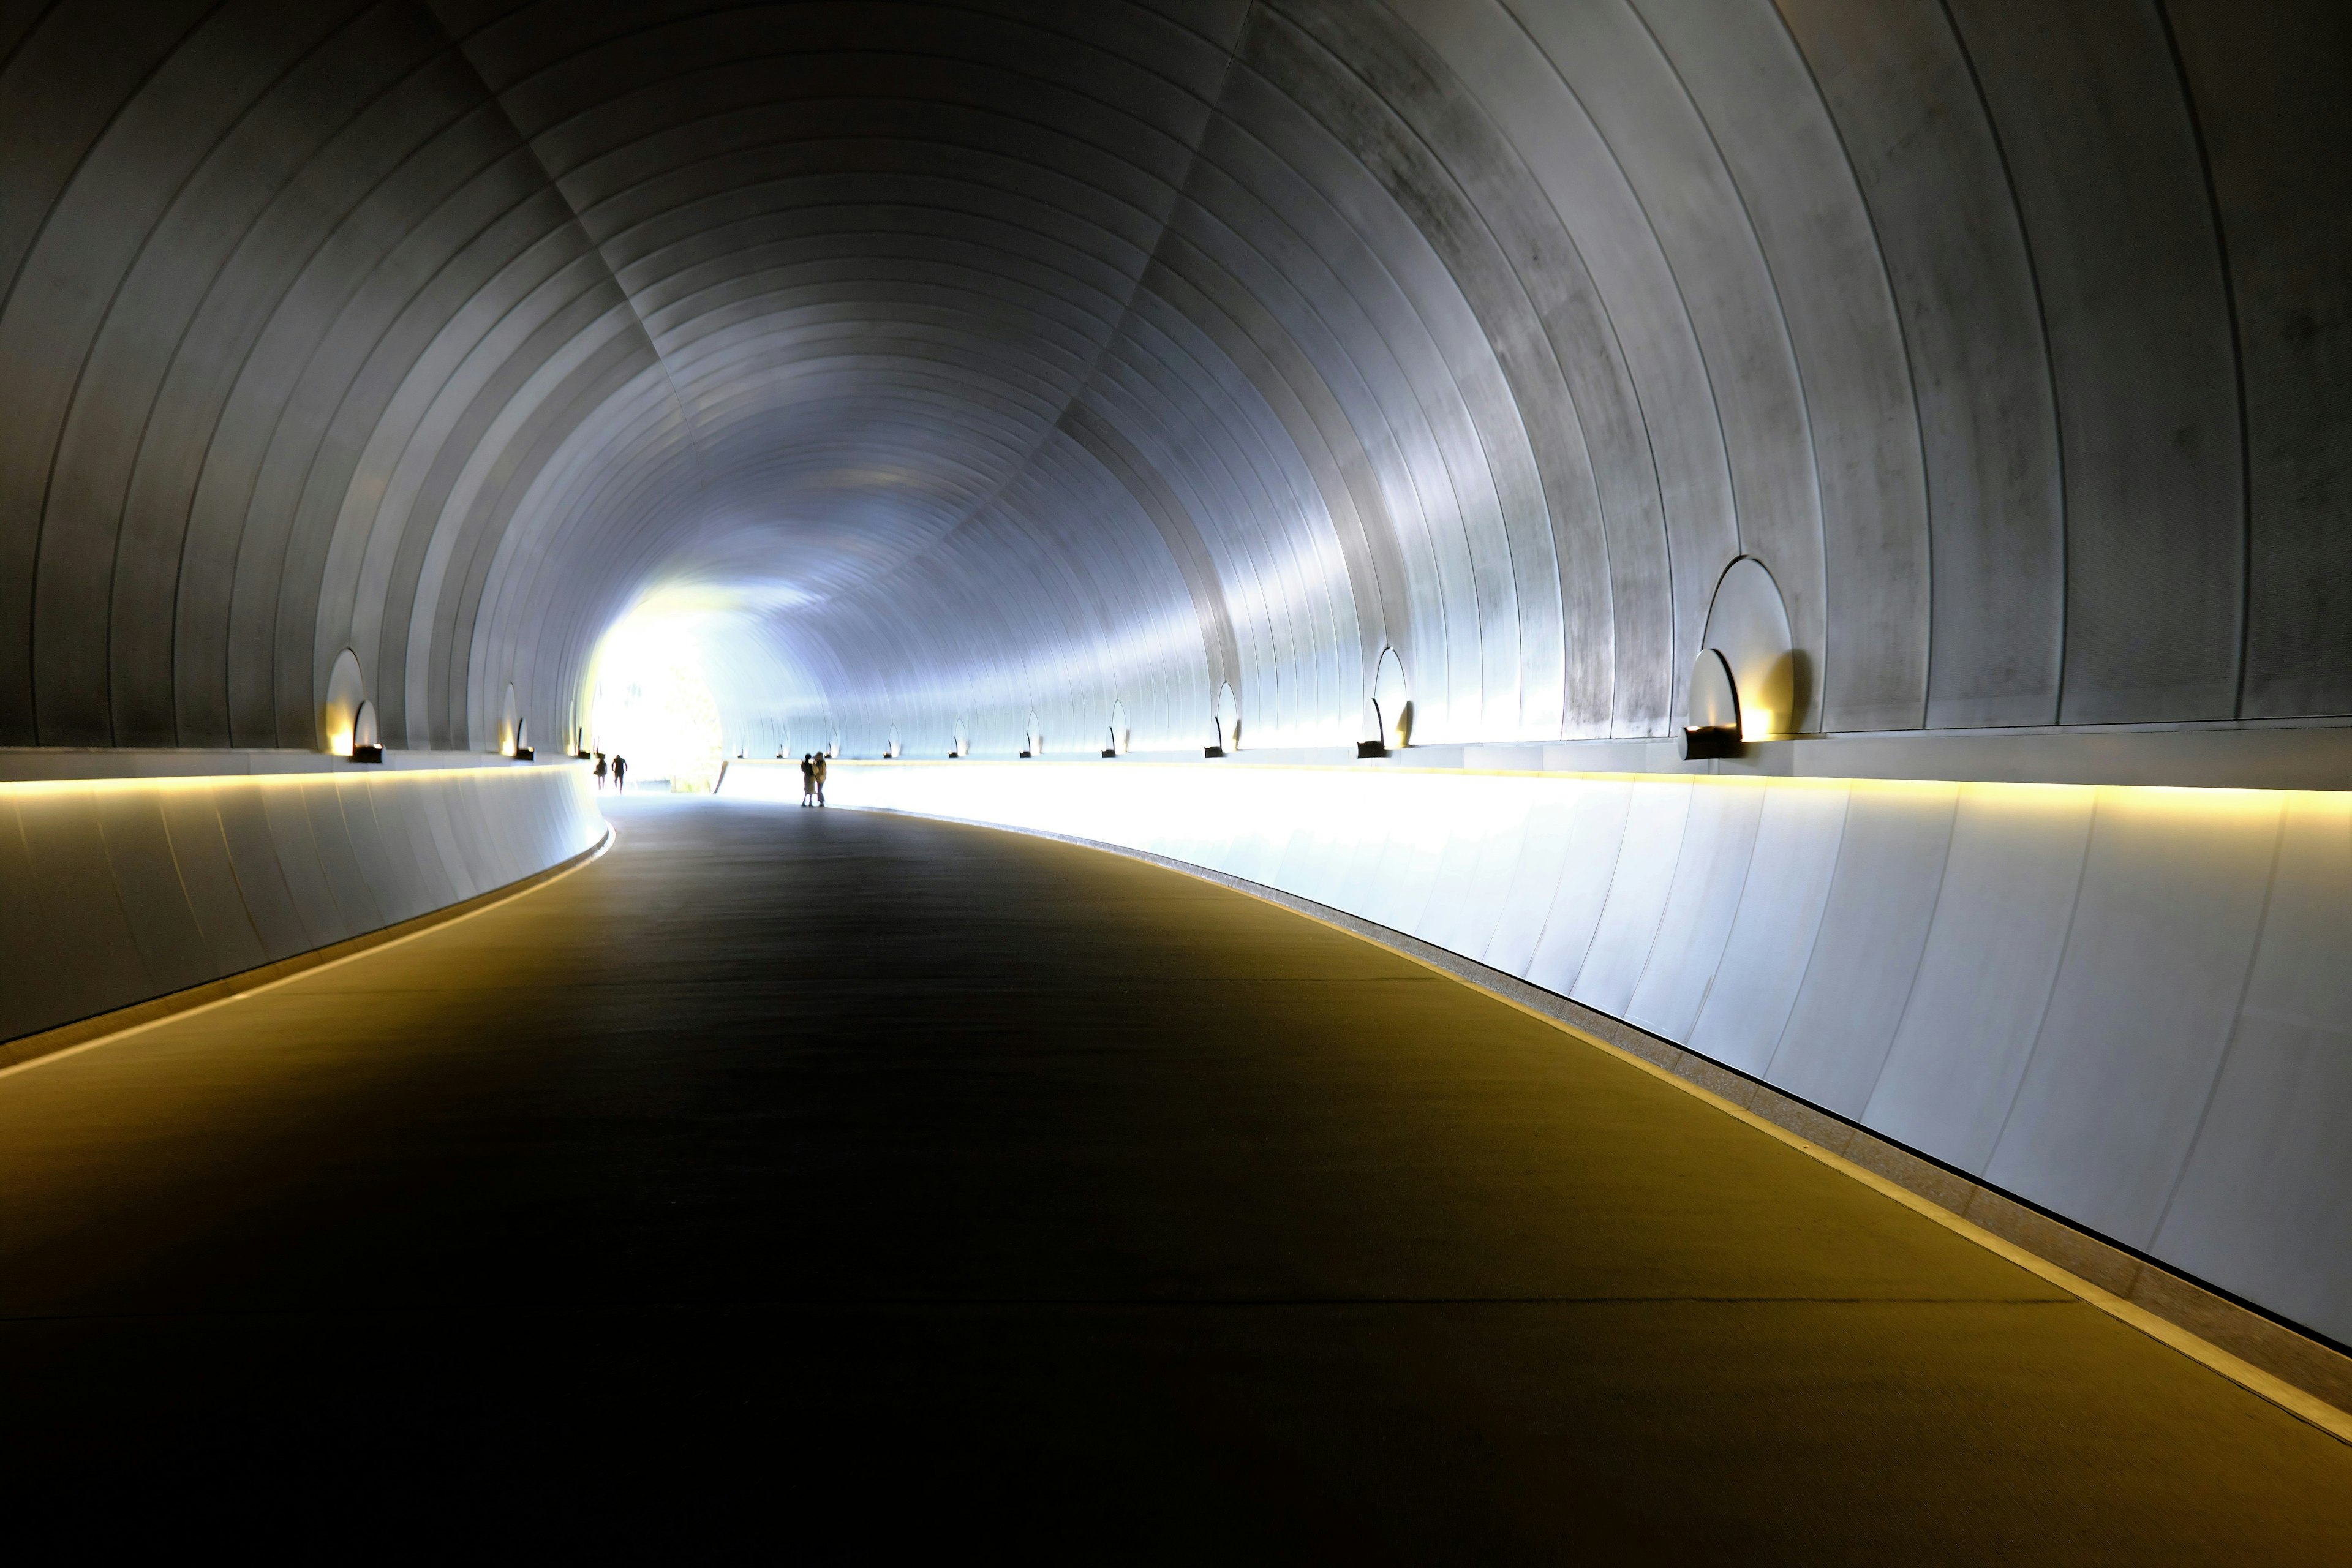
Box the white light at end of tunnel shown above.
[589,605,727,793]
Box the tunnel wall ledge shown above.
[778,755,2352,1387]
[1,750,605,1051]
[804,718,2352,793]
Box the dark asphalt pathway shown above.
[2,797,2345,1558]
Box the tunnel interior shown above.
[4,1,2352,1543]
[3,0,2343,767]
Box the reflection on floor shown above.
[1,797,2344,1555]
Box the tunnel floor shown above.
[1,796,2345,1556]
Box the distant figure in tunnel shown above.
[593,752,607,791]
[814,751,828,807]
[612,755,627,794]
[800,753,815,806]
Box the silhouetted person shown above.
[813,750,827,807]
[799,752,815,806]
[612,755,627,793]
[593,752,607,790]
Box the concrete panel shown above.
[300,780,385,937]
[361,777,442,924]
[12,788,154,1019]
[1764,783,1959,1117]
[1518,781,1638,995]
[1867,785,2095,1171]
[0,796,81,1038]
[1686,785,1849,1075]
[413,778,484,903]
[1362,775,1452,936]
[262,783,356,949]
[211,782,314,962]
[334,776,415,926]
[1943,0,2242,723]
[89,785,213,997]
[2152,794,2352,1340]
[437,774,505,893]
[1569,780,1691,1017]
[1416,778,1528,960]
[2171,0,2352,718]
[1624,785,1766,1042]
[1986,790,2281,1246]
[1774,0,2062,728]
[155,786,270,976]
[1480,783,1594,981]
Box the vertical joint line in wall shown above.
[1758,785,1857,1082]
[17,4,334,744]
[1494,0,1660,738]
[2154,1,2254,718]
[1983,789,2100,1169]
[1937,0,2068,726]
[1854,786,1960,1117]
[1537,13,1727,734]
[1771,4,1936,731]
[2150,797,2288,1243]
[1630,5,1824,728]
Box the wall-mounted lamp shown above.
[323,649,379,760]
[1681,648,1743,760]
[349,698,383,763]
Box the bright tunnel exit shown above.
[589,601,726,793]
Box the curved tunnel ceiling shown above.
[0,1,2343,759]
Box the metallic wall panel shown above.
[1,1,2342,760]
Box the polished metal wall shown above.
[0,2,2342,760]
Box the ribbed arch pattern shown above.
[0,0,2342,758]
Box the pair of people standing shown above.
[799,751,826,807]
[594,752,626,792]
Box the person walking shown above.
[799,752,815,806]
[593,751,607,790]
[611,754,627,793]
[813,749,828,807]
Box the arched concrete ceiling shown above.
[0,1,2342,757]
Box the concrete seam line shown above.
[862,806,2352,1446]
[0,823,617,1084]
